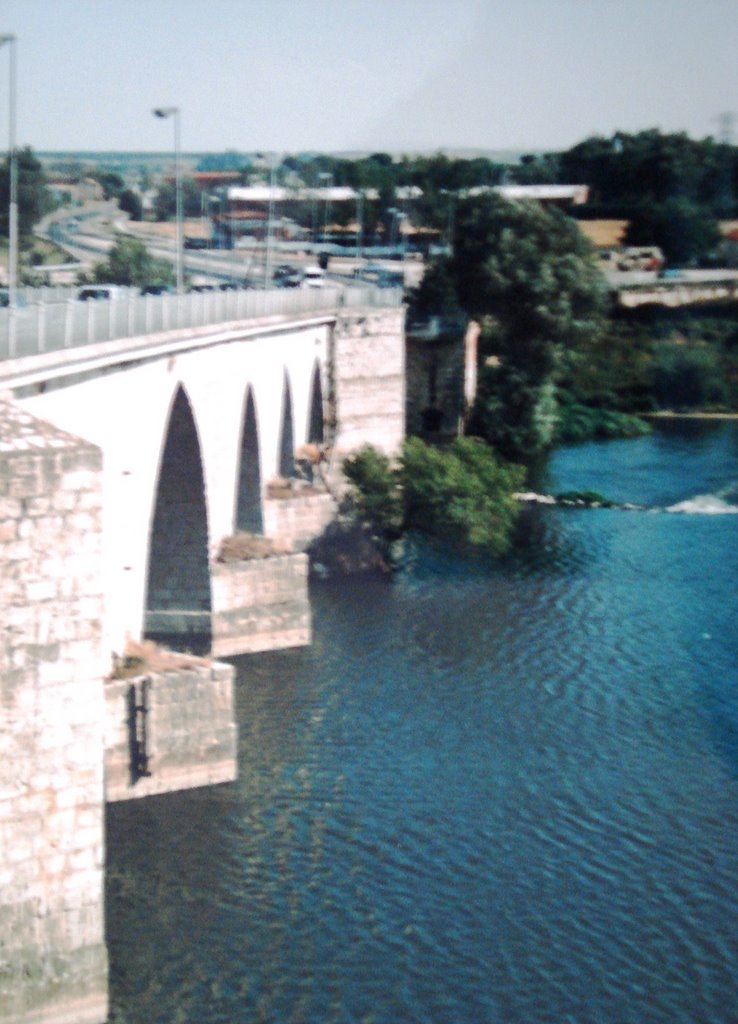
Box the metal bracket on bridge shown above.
[127,676,153,783]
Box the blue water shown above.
[106,420,738,1024]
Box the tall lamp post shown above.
[152,106,183,294]
[264,153,278,289]
[0,34,17,311]
[318,171,332,245]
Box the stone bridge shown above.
[0,287,405,1024]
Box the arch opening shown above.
[144,385,211,647]
[307,360,325,445]
[235,386,263,533]
[278,372,296,479]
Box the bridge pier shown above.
[104,657,237,803]
[211,552,312,658]
[0,402,108,1024]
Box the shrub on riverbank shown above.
[554,401,651,443]
[331,437,525,573]
[401,436,525,552]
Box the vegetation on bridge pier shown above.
[314,438,525,574]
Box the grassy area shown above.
[24,237,74,266]
[0,236,76,284]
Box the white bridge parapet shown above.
[0,283,400,360]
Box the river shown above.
[106,419,738,1024]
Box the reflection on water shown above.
[107,421,738,1024]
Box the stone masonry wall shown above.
[0,402,108,1024]
[331,308,406,461]
[210,554,311,659]
[104,663,237,803]
[262,492,337,552]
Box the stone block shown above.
[211,553,312,657]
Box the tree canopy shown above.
[624,196,721,265]
[448,194,607,457]
[341,437,525,560]
[92,235,174,288]
[89,171,125,200]
[558,129,737,219]
[406,256,463,324]
[0,147,53,238]
[154,177,205,220]
[118,189,143,221]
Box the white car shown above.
[301,266,325,289]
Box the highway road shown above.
[39,203,421,289]
[41,203,260,286]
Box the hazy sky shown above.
[2,0,737,154]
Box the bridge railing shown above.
[0,284,402,362]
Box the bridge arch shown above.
[144,383,212,643]
[234,385,263,533]
[278,370,296,479]
[306,358,325,445]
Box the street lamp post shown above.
[209,194,222,250]
[265,154,278,290]
[153,106,183,295]
[0,34,18,312]
[318,172,332,245]
[355,190,364,276]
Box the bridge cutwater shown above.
[0,284,406,1024]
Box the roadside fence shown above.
[0,284,403,362]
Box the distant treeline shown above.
[194,130,738,226]
[559,302,738,428]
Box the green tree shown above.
[450,193,607,458]
[0,147,53,238]
[90,171,125,200]
[342,437,525,559]
[513,152,560,185]
[624,196,721,266]
[558,130,738,218]
[154,177,204,220]
[118,189,143,221]
[651,342,728,409]
[401,436,524,553]
[406,256,463,323]
[94,235,174,287]
[341,446,403,539]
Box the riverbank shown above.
[644,410,738,420]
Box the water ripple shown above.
[106,422,738,1024]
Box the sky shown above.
[1,0,737,156]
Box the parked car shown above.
[184,237,209,250]
[77,285,124,301]
[273,264,303,288]
[300,266,326,289]
[140,283,175,296]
